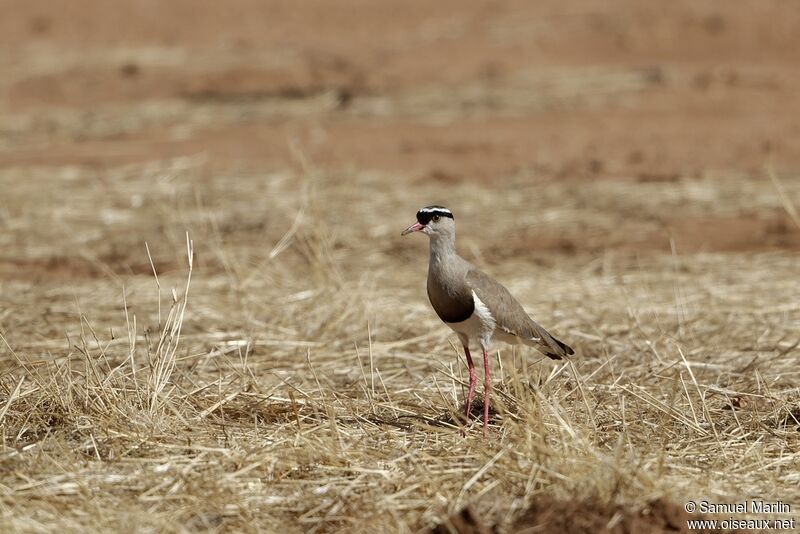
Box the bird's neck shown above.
[428,235,457,269]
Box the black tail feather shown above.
[544,336,574,360]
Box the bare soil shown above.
[431,498,745,533]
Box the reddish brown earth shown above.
[2,2,799,261]
[2,0,799,180]
[1,3,798,269]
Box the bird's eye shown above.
[432,215,440,222]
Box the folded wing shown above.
[465,268,573,360]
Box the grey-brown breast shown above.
[426,264,475,324]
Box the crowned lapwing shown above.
[402,206,573,436]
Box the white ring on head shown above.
[418,207,451,214]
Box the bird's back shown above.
[465,267,573,359]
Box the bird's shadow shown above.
[371,400,500,432]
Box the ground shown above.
[1,1,799,532]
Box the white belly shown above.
[445,291,496,350]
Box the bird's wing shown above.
[465,268,572,359]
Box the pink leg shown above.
[463,346,477,428]
[482,349,491,437]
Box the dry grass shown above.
[0,162,799,533]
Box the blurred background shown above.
[3,0,800,350]
[0,0,800,346]
[2,0,800,269]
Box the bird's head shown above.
[401,205,455,240]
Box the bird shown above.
[401,205,573,436]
